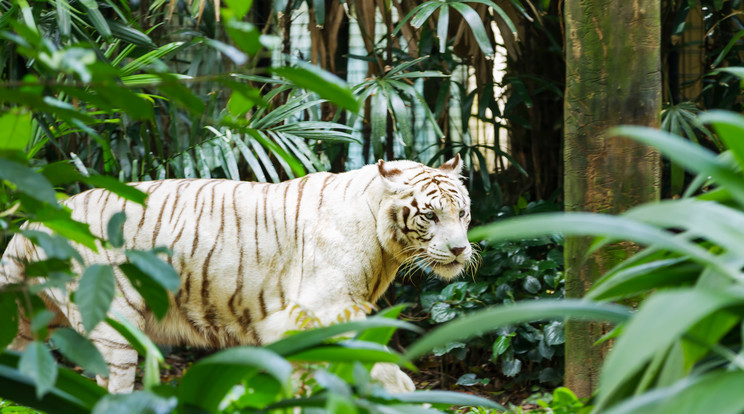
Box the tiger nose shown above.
[450,246,467,257]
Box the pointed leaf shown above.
[77,264,115,333]
[124,250,179,292]
[598,288,743,409]
[406,300,630,360]
[449,2,494,55]
[19,341,58,398]
[51,328,109,377]
[270,63,360,112]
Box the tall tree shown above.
[563,0,662,397]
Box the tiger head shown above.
[377,155,473,280]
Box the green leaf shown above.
[201,37,247,65]
[287,341,410,368]
[405,300,631,360]
[0,109,32,151]
[0,159,57,205]
[326,393,357,414]
[449,2,494,55]
[224,18,261,55]
[604,371,744,414]
[92,391,177,414]
[588,258,701,301]
[492,335,512,357]
[83,175,147,206]
[19,341,58,399]
[224,0,253,19]
[105,316,163,362]
[597,288,743,410]
[124,250,180,292]
[611,125,744,208]
[410,2,442,28]
[51,328,108,377]
[0,351,105,411]
[393,390,504,410]
[0,291,19,350]
[178,347,292,413]
[271,63,360,112]
[468,212,737,280]
[77,264,115,333]
[106,212,126,248]
[312,0,325,26]
[436,4,449,53]
[267,317,422,357]
[698,111,744,169]
[118,263,170,319]
[107,20,154,47]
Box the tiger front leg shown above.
[90,322,139,393]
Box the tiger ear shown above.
[377,160,411,193]
[439,154,463,176]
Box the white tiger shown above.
[1,156,473,393]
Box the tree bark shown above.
[563,0,662,398]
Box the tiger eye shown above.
[459,210,465,218]
[424,211,436,220]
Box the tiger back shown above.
[0,156,473,393]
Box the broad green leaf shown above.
[0,351,105,412]
[77,264,115,333]
[118,263,170,319]
[449,2,494,55]
[611,125,744,208]
[228,90,256,116]
[20,230,84,263]
[597,289,743,410]
[267,317,422,357]
[0,159,57,205]
[698,111,744,169]
[124,249,180,292]
[271,63,360,112]
[0,109,31,151]
[106,212,126,248]
[92,391,177,414]
[56,0,71,37]
[716,66,744,79]
[83,175,147,205]
[393,390,504,410]
[604,371,744,414]
[224,0,253,19]
[587,258,701,301]
[326,393,357,414]
[0,291,19,350]
[406,300,630,360]
[224,18,261,55]
[51,328,108,377]
[492,335,512,357]
[40,218,98,252]
[19,341,58,399]
[105,316,163,363]
[178,347,292,413]
[287,341,412,369]
[469,212,734,279]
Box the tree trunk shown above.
[563,0,662,398]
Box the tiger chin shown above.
[0,155,473,394]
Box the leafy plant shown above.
[396,198,564,387]
[404,110,744,413]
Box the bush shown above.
[396,198,565,388]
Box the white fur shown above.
[0,158,471,393]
